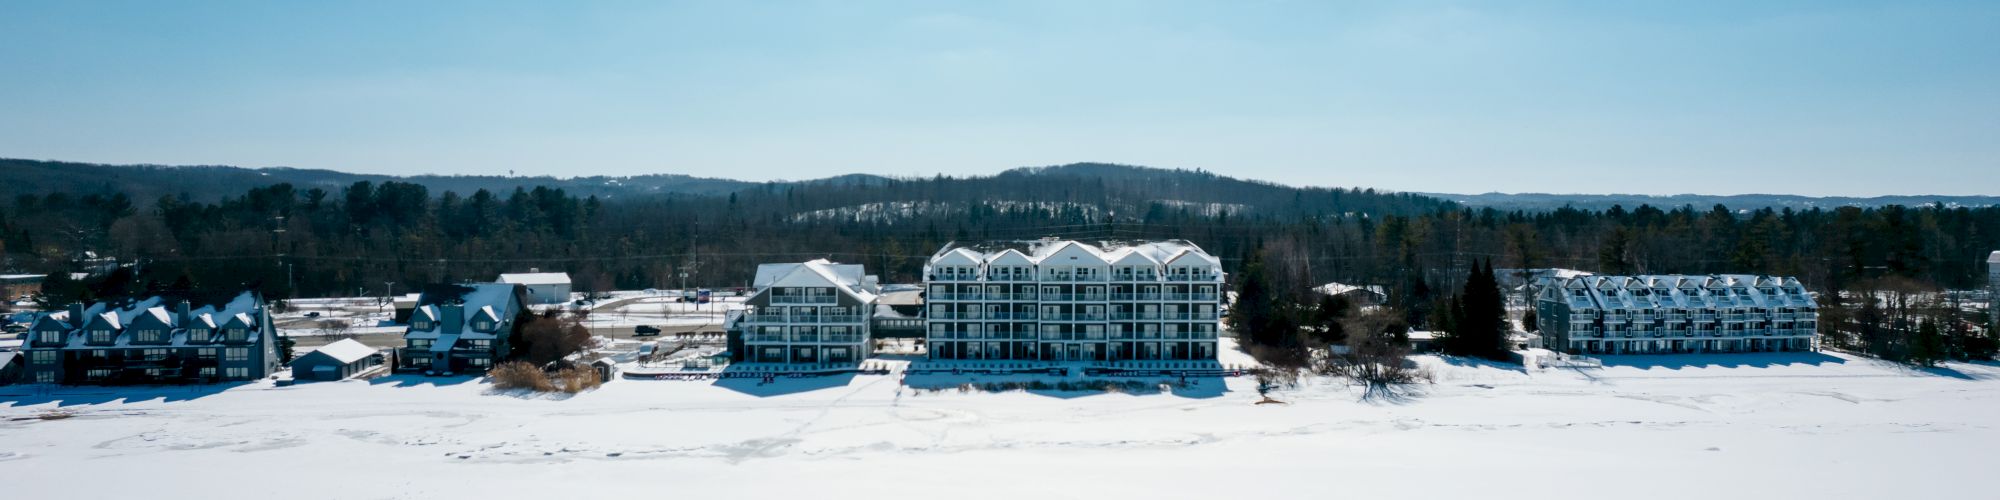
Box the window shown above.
[469,358,491,368]
[467,339,491,350]
[93,349,109,359]
[136,329,164,343]
[199,367,216,377]
[412,320,432,331]
[143,349,170,360]
[30,351,56,363]
[410,339,433,349]
[225,367,249,379]
[198,348,218,359]
[90,329,114,343]
[473,320,493,332]
[188,328,210,342]
[225,347,250,362]
[225,328,248,342]
[87,369,113,380]
[37,330,62,344]
[35,372,56,384]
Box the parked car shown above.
[304,311,322,318]
[634,325,662,337]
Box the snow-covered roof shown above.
[1989,251,2000,264]
[405,283,521,341]
[1313,282,1385,297]
[874,304,912,318]
[498,272,572,286]
[927,239,1223,269]
[302,338,378,364]
[31,291,266,349]
[752,259,879,303]
[1544,274,1817,311]
[0,351,17,366]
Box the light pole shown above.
[382,282,395,314]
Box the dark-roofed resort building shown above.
[395,283,527,375]
[1535,275,1820,355]
[19,290,281,385]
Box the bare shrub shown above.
[488,361,555,392]
[489,361,602,394]
[553,366,602,393]
[1327,308,1428,389]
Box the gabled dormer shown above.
[218,313,255,343]
[29,315,72,346]
[410,305,439,332]
[186,313,218,344]
[127,307,175,345]
[82,312,123,345]
[470,305,501,333]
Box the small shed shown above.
[499,271,573,305]
[289,339,382,381]
[590,358,619,382]
[1312,282,1388,307]
[1406,330,1439,353]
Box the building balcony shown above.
[770,296,836,305]
[1166,275,1222,282]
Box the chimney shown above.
[442,303,464,335]
[67,303,85,328]
[176,300,191,327]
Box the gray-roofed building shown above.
[18,290,281,385]
[395,283,528,375]
[727,259,879,364]
[1535,275,1819,355]
[289,338,381,381]
[923,238,1225,362]
[498,271,572,305]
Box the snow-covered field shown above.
[3,350,1996,499]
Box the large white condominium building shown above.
[1536,274,1819,355]
[924,239,1225,362]
[729,259,880,364]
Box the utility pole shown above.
[382,281,395,314]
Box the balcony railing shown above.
[770,296,836,304]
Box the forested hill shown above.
[0,158,758,202]
[774,163,1447,223]
[1424,192,2000,211]
[0,158,1450,221]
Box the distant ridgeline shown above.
[4,158,1998,304]
[1422,192,2000,211]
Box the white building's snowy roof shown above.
[1989,251,2000,264]
[303,338,378,364]
[752,259,879,303]
[498,272,572,286]
[927,239,1223,269]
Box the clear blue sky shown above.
[2,1,1995,196]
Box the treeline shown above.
[0,164,1448,302]
[4,170,1998,325]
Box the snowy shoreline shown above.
[3,349,1996,499]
